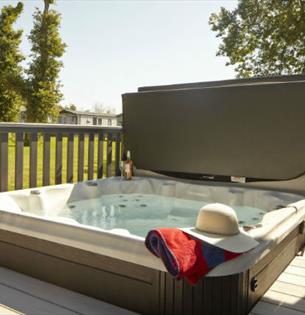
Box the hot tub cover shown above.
[123,78,305,183]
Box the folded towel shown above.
[145,228,241,285]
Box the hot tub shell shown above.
[0,177,304,315]
[0,224,303,315]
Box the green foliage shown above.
[66,104,77,111]
[26,0,66,122]
[209,0,305,77]
[0,2,25,121]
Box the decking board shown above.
[270,281,305,298]
[0,267,138,315]
[251,301,305,315]
[285,266,305,276]
[250,249,305,315]
[0,304,24,315]
[291,259,305,269]
[262,291,305,313]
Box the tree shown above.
[93,103,105,114]
[26,0,66,122]
[0,2,25,122]
[209,0,305,78]
[93,102,115,114]
[66,104,77,111]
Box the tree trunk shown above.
[43,0,50,15]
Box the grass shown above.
[7,133,119,191]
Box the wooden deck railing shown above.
[0,123,123,192]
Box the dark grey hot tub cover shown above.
[123,78,305,181]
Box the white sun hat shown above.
[181,203,259,253]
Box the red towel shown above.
[145,228,241,285]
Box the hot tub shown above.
[1,76,305,315]
[0,175,304,315]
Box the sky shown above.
[2,0,238,113]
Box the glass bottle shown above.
[125,150,133,180]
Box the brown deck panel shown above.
[249,249,305,315]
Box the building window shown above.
[98,118,102,125]
[93,117,97,125]
[108,119,112,126]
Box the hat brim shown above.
[180,227,259,253]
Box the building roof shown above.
[60,109,117,118]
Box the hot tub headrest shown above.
[123,77,305,181]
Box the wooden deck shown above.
[250,249,305,315]
[0,266,137,315]
[0,250,303,315]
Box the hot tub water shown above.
[63,193,268,237]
